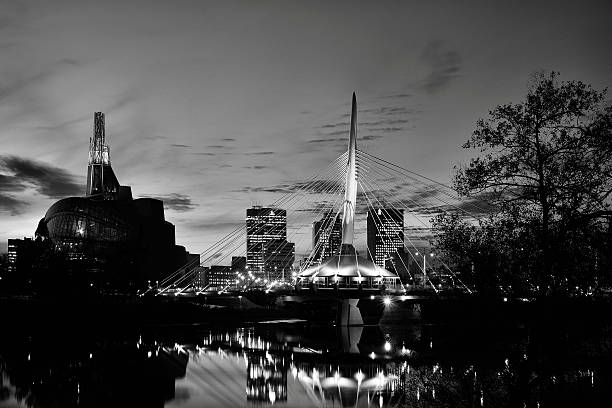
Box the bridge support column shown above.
[336,298,364,326]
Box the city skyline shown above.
[1,0,612,255]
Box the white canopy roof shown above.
[300,245,398,279]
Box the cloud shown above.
[0,155,84,199]
[237,179,343,194]
[170,143,192,148]
[420,41,462,94]
[244,151,275,156]
[361,135,383,141]
[242,165,268,170]
[220,138,236,142]
[192,152,216,156]
[380,93,413,99]
[142,193,198,212]
[0,194,28,215]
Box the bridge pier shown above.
[336,298,363,326]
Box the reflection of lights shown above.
[369,352,376,360]
[269,389,276,404]
[379,395,383,408]
[384,341,391,352]
[355,370,364,383]
[291,367,297,379]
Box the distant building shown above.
[34,112,187,291]
[385,248,413,283]
[192,266,209,289]
[7,238,36,275]
[367,208,404,268]
[310,214,342,265]
[246,206,294,280]
[231,256,247,272]
[208,265,232,289]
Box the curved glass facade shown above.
[44,197,135,262]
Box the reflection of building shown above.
[246,207,294,280]
[208,265,232,288]
[247,354,287,403]
[35,112,187,290]
[367,208,404,268]
[310,214,342,265]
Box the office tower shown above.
[310,214,342,264]
[367,208,404,268]
[246,206,294,280]
[231,256,247,272]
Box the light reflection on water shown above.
[0,323,610,407]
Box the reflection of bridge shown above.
[150,93,478,308]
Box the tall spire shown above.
[341,92,358,245]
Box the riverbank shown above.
[3,294,612,331]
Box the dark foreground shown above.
[1,296,611,407]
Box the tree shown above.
[445,72,612,292]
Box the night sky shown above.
[1,0,611,256]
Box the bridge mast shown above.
[341,92,358,245]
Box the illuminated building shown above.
[35,112,187,290]
[207,265,232,288]
[310,214,342,265]
[231,256,246,272]
[246,206,294,280]
[7,238,36,275]
[367,208,404,268]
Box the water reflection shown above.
[0,322,610,407]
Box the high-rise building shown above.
[208,265,232,289]
[246,206,294,281]
[367,208,404,268]
[231,256,247,272]
[310,214,342,265]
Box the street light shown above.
[415,251,434,287]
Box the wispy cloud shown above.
[0,155,84,198]
[142,193,198,212]
[420,41,462,94]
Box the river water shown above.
[1,320,610,407]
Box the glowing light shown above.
[269,390,276,404]
[384,341,391,352]
[370,295,375,300]
[383,297,391,306]
[369,352,376,359]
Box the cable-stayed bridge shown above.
[148,93,483,303]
